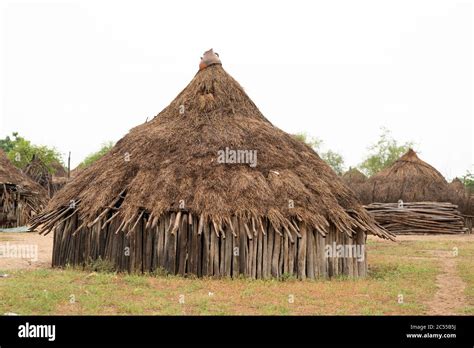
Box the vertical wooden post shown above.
[232,216,240,278]
[271,227,281,278]
[167,213,177,275]
[297,223,307,280]
[202,221,210,276]
[238,218,247,276]
[225,224,232,277]
[211,223,220,277]
[345,233,354,278]
[178,213,188,276]
[262,219,269,279]
[306,227,315,279]
[257,225,263,279]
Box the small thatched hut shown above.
[363,149,466,234]
[0,150,48,228]
[24,154,54,197]
[51,161,68,194]
[32,49,393,279]
[341,168,368,203]
[363,149,450,204]
[448,178,473,216]
[448,178,473,232]
[24,155,68,197]
[51,161,68,178]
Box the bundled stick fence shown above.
[365,202,467,235]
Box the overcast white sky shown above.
[0,0,472,179]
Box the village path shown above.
[424,249,468,315]
[0,232,53,271]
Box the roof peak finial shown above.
[199,49,221,71]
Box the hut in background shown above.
[448,178,473,232]
[51,160,68,194]
[32,49,393,279]
[341,168,369,203]
[24,155,68,197]
[0,150,48,228]
[24,154,54,197]
[51,161,68,178]
[363,149,450,204]
[448,178,473,215]
[363,149,466,234]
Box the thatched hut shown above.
[32,49,393,279]
[341,168,368,203]
[24,154,54,197]
[0,150,48,228]
[363,149,466,234]
[24,155,68,197]
[51,161,68,178]
[448,178,473,232]
[51,161,68,194]
[363,149,450,204]
[448,178,473,215]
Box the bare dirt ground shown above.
[0,232,53,271]
[424,250,467,315]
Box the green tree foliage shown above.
[79,141,115,168]
[359,127,415,177]
[0,132,19,153]
[462,171,474,193]
[292,132,323,150]
[0,132,64,173]
[320,150,345,176]
[292,132,345,175]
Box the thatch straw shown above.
[51,161,67,178]
[448,178,473,216]
[342,168,370,203]
[24,155,54,197]
[342,168,367,185]
[24,155,67,197]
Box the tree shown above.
[321,150,345,175]
[359,127,415,177]
[462,170,474,193]
[79,141,115,168]
[292,132,322,150]
[0,132,19,153]
[0,132,64,173]
[292,132,345,175]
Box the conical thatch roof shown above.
[342,168,369,203]
[24,155,68,198]
[51,160,67,178]
[363,149,450,203]
[449,178,465,194]
[448,178,473,215]
[36,52,392,241]
[24,154,53,194]
[0,150,46,194]
[0,150,48,226]
[342,168,367,185]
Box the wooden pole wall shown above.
[51,213,369,279]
